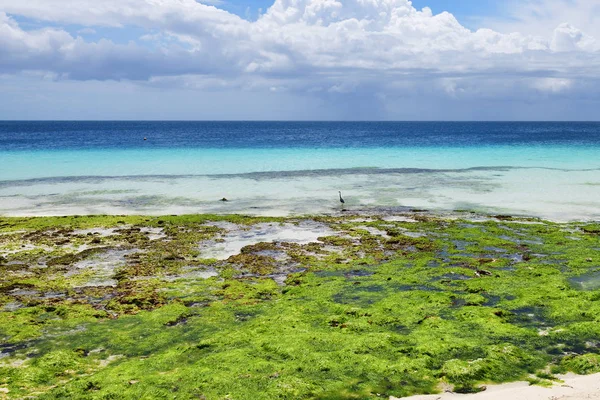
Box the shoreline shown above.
[0,208,586,223]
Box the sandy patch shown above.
[397,373,600,400]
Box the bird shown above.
[339,191,345,209]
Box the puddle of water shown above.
[200,221,335,260]
[484,246,508,253]
[395,284,441,292]
[254,250,289,261]
[10,288,38,297]
[569,270,600,291]
[433,273,471,282]
[451,241,472,251]
[458,223,479,229]
[332,285,386,305]
[498,235,518,243]
[509,254,524,263]
[3,302,23,311]
[540,258,567,266]
[140,227,166,241]
[382,216,418,223]
[314,269,375,278]
[402,231,426,238]
[163,267,219,282]
[451,298,467,308]
[0,342,28,359]
[346,218,375,223]
[1,244,50,256]
[507,306,554,328]
[353,226,390,239]
[498,265,516,272]
[483,295,502,307]
[521,238,544,245]
[5,261,27,267]
[66,249,137,287]
[42,292,65,300]
[72,228,119,237]
[269,268,307,286]
[234,311,259,322]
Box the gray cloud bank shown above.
[0,0,599,120]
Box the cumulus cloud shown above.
[551,23,596,52]
[0,0,599,118]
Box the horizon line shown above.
[1,120,600,123]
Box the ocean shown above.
[1,121,600,220]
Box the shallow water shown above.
[2,122,600,220]
[200,221,334,260]
[66,249,137,287]
[569,271,600,291]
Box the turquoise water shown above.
[1,122,600,219]
[2,146,599,181]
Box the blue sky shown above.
[0,0,599,120]
[10,0,503,40]
[221,0,501,26]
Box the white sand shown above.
[397,373,600,400]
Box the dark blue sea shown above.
[1,121,600,151]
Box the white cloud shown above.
[490,0,600,42]
[551,23,596,52]
[0,0,599,119]
[532,77,573,93]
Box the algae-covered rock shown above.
[561,354,600,375]
[1,214,600,399]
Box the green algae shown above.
[1,214,600,398]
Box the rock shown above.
[220,198,228,202]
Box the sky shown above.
[0,0,599,121]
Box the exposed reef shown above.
[1,212,600,399]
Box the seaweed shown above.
[1,214,600,399]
